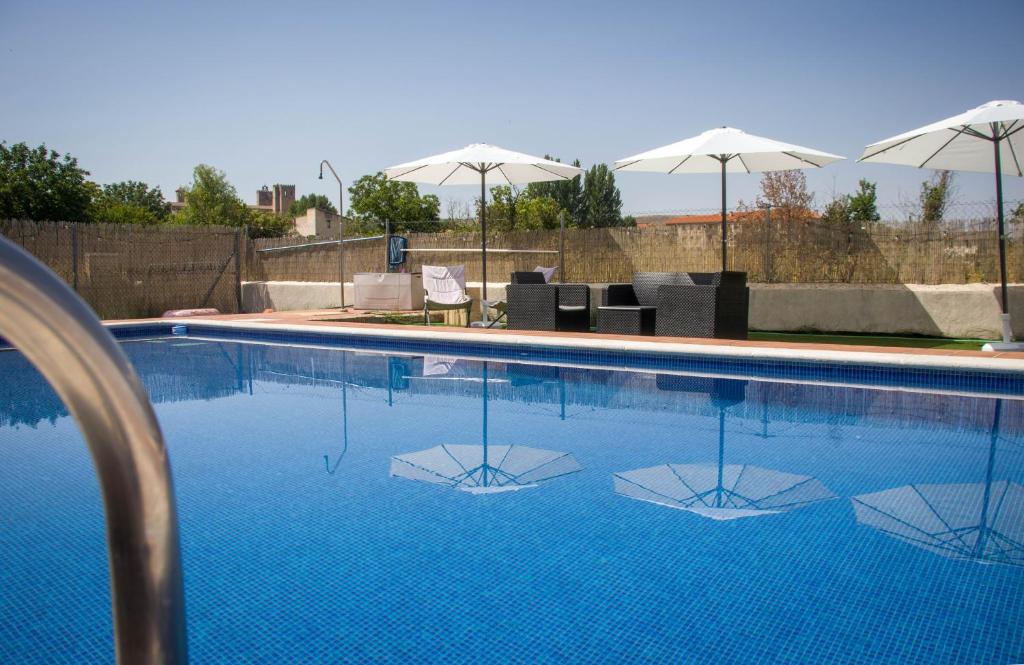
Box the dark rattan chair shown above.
[598,271,748,339]
[506,283,590,332]
[655,272,748,339]
[486,271,549,328]
[511,271,547,285]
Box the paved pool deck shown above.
[106,309,1024,374]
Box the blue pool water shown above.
[1,334,1023,664]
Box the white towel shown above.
[422,265,470,304]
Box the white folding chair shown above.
[422,265,473,327]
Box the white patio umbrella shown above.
[859,100,1024,346]
[615,127,844,270]
[384,144,583,323]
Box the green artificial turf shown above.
[748,331,992,351]
[325,311,993,351]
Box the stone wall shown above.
[748,283,1024,339]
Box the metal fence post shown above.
[71,222,80,292]
[234,227,243,313]
[338,234,346,309]
[559,211,566,283]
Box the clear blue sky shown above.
[2,0,1022,216]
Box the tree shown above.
[91,200,160,226]
[755,170,814,217]
[581,164,624,227]
[518,196,563,230]
[525,157,583,225]
[347,172,440,232]
[246,209,295,239]
[288,193,337,217]
[98,180,169,217]
[175,164,291,237]
[0,141,94,222]
[175,164,250,227]
[823,179,880,228]
[484,185,527,231]
[847,179,881,224]
[90,180,169,225]
[820,196,851,227]
[920,170,954,225]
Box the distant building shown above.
[170,187,188,212]
[292,208,349,238]
[170,183,296,216]
[634,209,819,228]
[171,182,349,238]
[253,184,295,216]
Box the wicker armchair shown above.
[505,283,591,332]
[598,271,749,339]
[654,272,748,339]
[486,271,548,327]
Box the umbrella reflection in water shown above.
[852,399,1023,566]
[391,357,582,493]
[614,376,836,520]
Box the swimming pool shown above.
[1,327,1022,664]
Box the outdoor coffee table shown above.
[597,306,656,336]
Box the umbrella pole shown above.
[480,171,489,324]
[993,132,1012,342]
[720,159,728,272]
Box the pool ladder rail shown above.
[0,236,188,664]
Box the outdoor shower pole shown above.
[992,127,1011,342]
[320,160,345,309]
[720,158,728,271]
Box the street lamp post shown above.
[319,160,346,309]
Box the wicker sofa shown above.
[598,271,749,339]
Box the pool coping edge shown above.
[104,320,1024,375]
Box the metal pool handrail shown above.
[0,237,188,664]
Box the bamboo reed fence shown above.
[3,199,1020,320]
